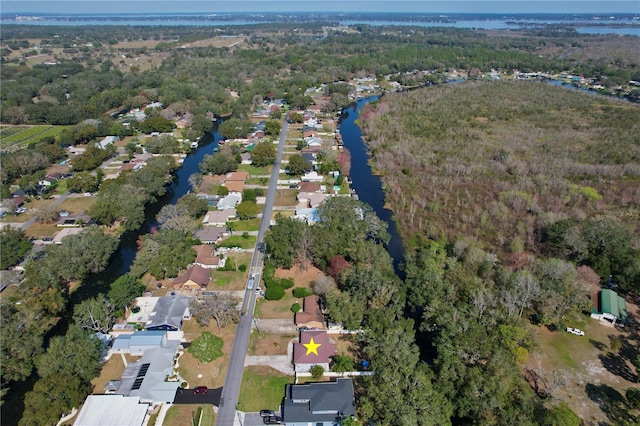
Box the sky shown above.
[2,1,639,15]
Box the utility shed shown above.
[592,289,628,324]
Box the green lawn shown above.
[0,125,71,151]
[237,366,293,412]
[238,164,271,176]
[162,404,215,426]
[230,218,261,232]
[218,235,256,249]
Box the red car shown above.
[192,386,208,394]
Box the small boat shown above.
[190,140,199,149]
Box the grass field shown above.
[162,404,215,426]
[526,315,639,425]
[0,125,70,151]
[218,235,256,249]
[237,366,293,412]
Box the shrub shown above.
[543,402,581,426]
[280,278,294,289]
[291,303,301,313]
[310,365,324,380]
[265,285,285,300]
[627,388,640,409]
[238,264,247,272]
[292,287,313,298]
[188,331,224,363]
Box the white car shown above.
[566,327,585,336]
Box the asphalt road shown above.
[215,120,289,426]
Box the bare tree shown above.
[190,293,240,332]
[311,275,337,297]
[513,271,541,319]
[35,205,61,223]
[156,204,192,233]
[472,287,494,319]
[188,173,203,192]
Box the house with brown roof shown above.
[293,330,335,373]
[224,180,245,195]
[194,245,226,269]
[295,295,326,330]
[172,264,211,291]
[225,171,250,182]
[299,182,321,193]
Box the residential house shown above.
[297,192,326,209]
[172,265,211,292]
[305,137,323,147]
[112,330,172,356]
[202,209,236,226]
[73,395,150,426]
[303,130,320,139]
[301,152,317,168]
[295,295,326,330]
[194,245,226,269]
[98,136,119,149]
[293,329,335,373]
[301,171,323,183]
[294,208,320,225]
[298,182,321,194]
[145,294,192,331]
[224,180,245,196]
[38,172,62,187]
[52,227,84,244]
[281,378,356,426]
[56,211,92,227]
[114,342,182,403]
[194,226,226,244]
[225,171,250,182]
[217,193,242,210]
[591,289,628,324]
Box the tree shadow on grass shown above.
[590,338,608,351]
[585,383,635,426]
[598,352,637,383]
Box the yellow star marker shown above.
[303,337,322,356]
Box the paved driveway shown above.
[173,387,223,405]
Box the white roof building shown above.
[74,395,149,426]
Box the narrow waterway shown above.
[1,127,222,426]
[339,97,405,276]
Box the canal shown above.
[339,97,405,276]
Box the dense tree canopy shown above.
[0,227,32,269]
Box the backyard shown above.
[527,309,639,425]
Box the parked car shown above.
[263,416,283,424]
[566,327,585,336]
[260,410,275,418]
[192,386,208,394]
[42,237,53,242]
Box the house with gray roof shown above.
[282,378,356,426]
[194,226,226,244]
[112,330,171,356]
[217,193,242,210]
[115,342,181,404]
[145,294,191,331]
[73,395,149,426]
